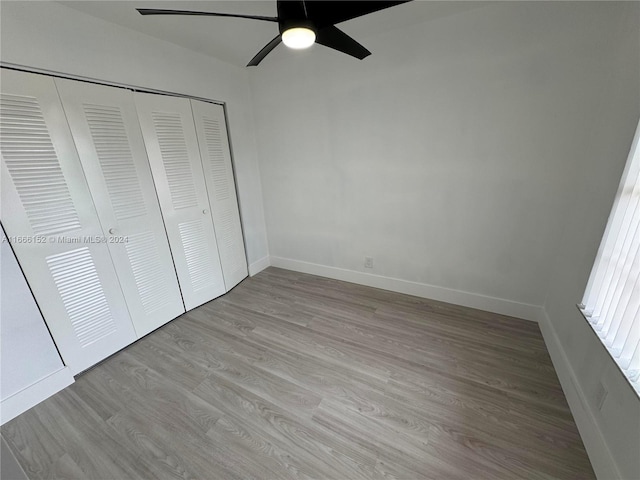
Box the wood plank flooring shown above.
[2,267,595,479]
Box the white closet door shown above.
[55,79,185,337]
[191,100,248,291]
[0,69,136,374]
[134,92,225,310]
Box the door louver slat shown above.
[1,94,81,236]
[47,247,117,347]
[83,103,147,221]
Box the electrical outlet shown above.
[364,256,373,268]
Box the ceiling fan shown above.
[137,1,411,66]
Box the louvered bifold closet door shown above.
[0,69,137,374]
[134,93,225,311]
[54,79,185,337]
[191,100,248,291]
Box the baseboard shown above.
[248,255,271,276]
[269,256,542,321]
[1,367,74,425]
[537,309,620,480]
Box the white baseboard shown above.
[537,309,620,480]
[269,256,542,322]
[248,255,271,276]
[1,367,74,425]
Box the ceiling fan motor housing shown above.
[277,1,316,34]
[279,19,316,35]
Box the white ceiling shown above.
[58,1,486,67]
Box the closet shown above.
[135,93,248,309]
[0,68,248,375]
[1,70,138,374]
[134,93,226,311]
[55,79,185,337]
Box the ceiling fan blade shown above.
[137,9,278,23]
[247,35,283,66]
[305,1,411,28]
[315,26,371,60]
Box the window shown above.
[580,120,640,396]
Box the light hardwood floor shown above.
[2,267,595,479]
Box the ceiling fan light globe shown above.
[282,27,316,49]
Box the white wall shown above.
[541,3,640,477]
[0,233,64,399]
[250,2,635,311]
[1,228,73,424]
[0,1,269,268]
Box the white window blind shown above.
[580,120,640,397]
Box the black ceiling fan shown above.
[137,1,411,66]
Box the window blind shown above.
[580,120,640,396]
